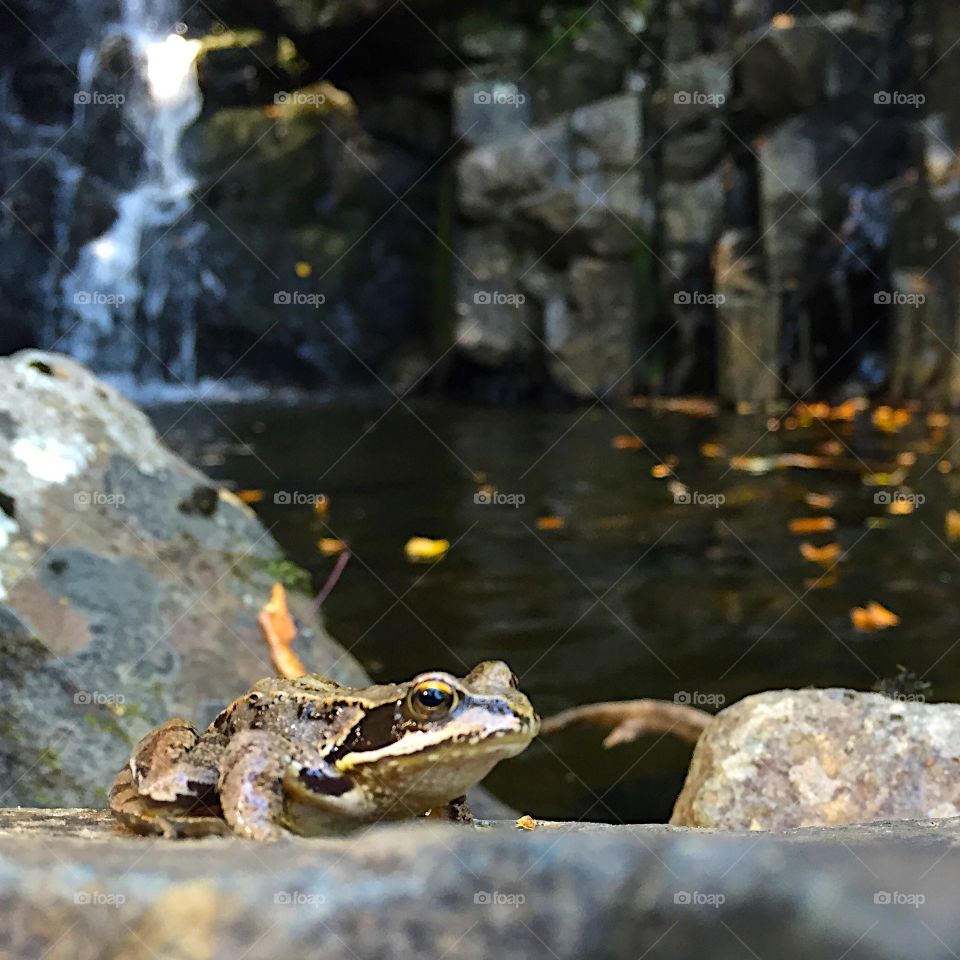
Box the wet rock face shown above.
[0,351,367,809]
[672,688,960,830]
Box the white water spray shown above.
[61,1,202,384]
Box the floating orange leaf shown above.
[318,538,347,556]
[805,569,838,590]
[872,406,911,434]
[887,497,915,516]
[611,435,644,450]
[850,602,900,632]
[700,442,726,459]
[729,455,777,475]
[938,460,953,475]
[896,451,917,467]
[928,412,951,429]
[947,510,960,541]
[237,489,266,504]
[629,396,718,417]
[789,517,837,534]
[257,584,305,679]
[771,12,795,28]
[799,542,842,566]
[404,537,450,562]
[778,453,833,470]
[536,516,566,531]
[650,464,672,479]
[862,468,907,487]
[805,492,836,510]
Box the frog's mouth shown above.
[333,726,535,773]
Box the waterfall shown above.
[57,0,203,390]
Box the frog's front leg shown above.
[217,730,288,841]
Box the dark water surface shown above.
[152,397,960,823]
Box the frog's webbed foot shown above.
[109,766,230,838]
[129,717,219,803]
[218,730,287,841]
[426,795,474,824]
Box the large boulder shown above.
[672,689,960,830]
[0,350,366,808]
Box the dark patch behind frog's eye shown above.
[509,671,520,689]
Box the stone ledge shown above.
[3,810,960,958]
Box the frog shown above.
[109,660,538,840]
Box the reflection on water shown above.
[153,397,960,822]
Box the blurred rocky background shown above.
[2,0,959,406]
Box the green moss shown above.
[84,711,135,746]
[261,558,313,594]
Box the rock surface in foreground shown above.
[2,809,960,959]
[0,351,367,809]
[672,688,960,829]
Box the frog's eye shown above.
[406,680,458,721]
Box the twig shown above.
[540,699,713,747]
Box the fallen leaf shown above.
[799,542,842,566]
[947,510,960,541]
[804,569,839,590]
[938,460,952,475]
[872,406,911,434]
[928,412,951,429]
[805,492,836,510]
[778,453,834,470]
[650,464,672,479]
[789,517,837,534]
[629,396,718,417]
[611,435,644,450]
[862,468,907,487]
[536,516,566,531]
[887,497,915,516]
[404,537,450,562]
[700,443,726,459]
[257,584,305,679]
[237,489,266,504]
[896,451,917,467]
[772,12,795,28]
[318,538,347,556]
[851,601,900,632]
[515,815,539,831]
[729,455,777,475]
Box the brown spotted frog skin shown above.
[109,661,539,839]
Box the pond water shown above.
[152,396,960,823]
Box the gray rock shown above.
[672,688,960,830]
[3,809,960,959]
[454,227,537,367]
[0,351,366,809]
[544,258,637,400]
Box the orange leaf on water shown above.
[850,602,900,632]
[237,489,266,504]
[318,538,347,556]
[611,435,644,450]
[799,542,842,566]
[650,464,673,479]
[404,537,450,562]
[804,492,836,510]
[947,511,960,541]
[927,412,951,429]
[788,517,836,534]
[536,516,566,531]
[700,443,726,459]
